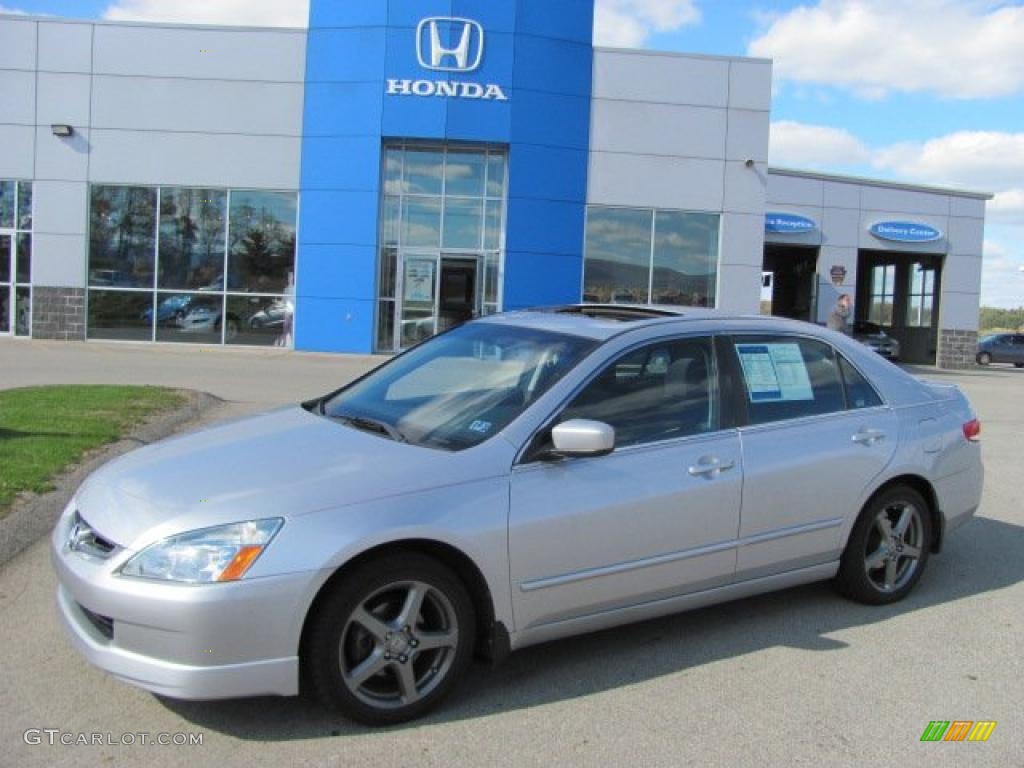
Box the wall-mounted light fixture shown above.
[51,124,74,138]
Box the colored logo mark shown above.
[920,721,996,742]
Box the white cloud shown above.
[769,120,871,168]
[980,240,1024,309]
[0,5,27,13]
[594,0,702,47]
[749,0,1024,99]
[102,0,308,27]
[100,0,702,46]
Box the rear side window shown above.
[839,355,883,409]
[733,336,845,425]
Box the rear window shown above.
[733,337,845,424]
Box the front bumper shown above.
[51,513,321,700]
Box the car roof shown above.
[476,304,812,341]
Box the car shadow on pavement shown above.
[159,514,1024,739]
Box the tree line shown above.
[980,306,1024,331]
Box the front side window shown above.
[583,207,719,308]
[733,336,845,425]
[322,323,596,451]
[560,337,718,448]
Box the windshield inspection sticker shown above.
[735,343,814,402]
[468,420,493,434]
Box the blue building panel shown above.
[297,190,380,247]
[299,0,594,353]
[503,251,584,309]
[296,245,379,301]
[302,82,384,137]
[294,297,377,354]
[300,136,383,191]
[305,28,387,83]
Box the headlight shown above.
[119,519,283,584]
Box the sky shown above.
[3,0,1023,308]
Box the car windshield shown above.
[321,323,598,451]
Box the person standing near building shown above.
[828,294,853,335]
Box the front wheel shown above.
[303,553,476,725]
[977,352,992,365]
[835,486,932,605]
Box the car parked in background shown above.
[976,333,1024,367]
[53,306,983,725]
[853,320,901,360]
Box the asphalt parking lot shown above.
[1,340,1021,767]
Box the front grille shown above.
[78,604,114,640]
[67,512,118,560]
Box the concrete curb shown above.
[0,390,224,568]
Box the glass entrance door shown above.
[0,235,11,334]
[396,251,483,349]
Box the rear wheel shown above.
[977,352,992,365]
[303,554,476,725]
[1015,363,1023,369]
[836,486,932,605]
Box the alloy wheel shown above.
[339,580,459,710]
[863,502,924,593]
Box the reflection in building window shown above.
[583,206,720,308]
[87,185,297,346]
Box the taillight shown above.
[963,419,981,443]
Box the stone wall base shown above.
[31,287,86,341]
[937,329,978,370]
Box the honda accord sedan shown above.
[53,305,983,725]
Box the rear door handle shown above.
[688,457,736,478]
[852,428,886,445]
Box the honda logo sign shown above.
[417,17,484,73]
[387,17,509,102]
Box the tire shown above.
[303,553,476,725]
[977,352,991,366]
[835,486,932,605]
[1015,363,1024,369]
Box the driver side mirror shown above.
[544,419,616,460]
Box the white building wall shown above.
[0,15,306,291]
[588,49,772,313]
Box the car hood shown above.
[74,406,511,549]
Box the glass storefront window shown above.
[89,186,157,289]
[583,206,720,307]
[583,207,653,304]
[228,190,297,295]
[1,181,33,337]
[159,188,227,291]
[87,289,154,341]
[87,185,298,346]
[0,182,13,229]
[868,264,895,326]
[17,182,32,230]
[376,143,508,352]
[652,211,719,307]
[443,198,483,249]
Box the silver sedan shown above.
[52,306,984,725]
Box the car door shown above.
[727,335,897,580]
[1013,335,1024,364]
[508,335,742,632]
[992,335,1012,363]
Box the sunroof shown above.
[544,304,685,322]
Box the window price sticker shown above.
[735,343,814,402]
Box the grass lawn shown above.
[0,386,185,518]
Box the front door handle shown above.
[688,457,736,478]
[852,428,886,445]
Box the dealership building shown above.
[0,0,991,366]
